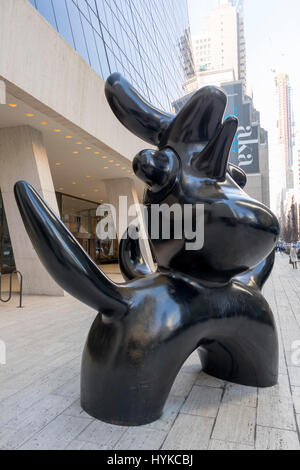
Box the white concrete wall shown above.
[0,0,147,163]
[0,126,64,296]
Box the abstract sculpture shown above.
[14,73,280,426]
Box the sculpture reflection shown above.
[14,73,280,426]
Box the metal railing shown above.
[0,271,23,308]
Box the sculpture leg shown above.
[198,326,279,388]
[80,313,196,426]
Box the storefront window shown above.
[58,193,118,264]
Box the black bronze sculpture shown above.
[14,73,280,426]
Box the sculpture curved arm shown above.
[234,250,276,291]
[14,181,129,318]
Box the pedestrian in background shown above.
[290,244,298,270]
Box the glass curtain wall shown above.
[28,0,189,111]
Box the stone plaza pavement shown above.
[0,255,299,450]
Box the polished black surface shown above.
[15,74,280,426]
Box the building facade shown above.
[179,28,196,83]
[227,0,246,90]
[28,0,188,112]
[185,0,246,94]
[275,73,295,190]
[0,0,190,292]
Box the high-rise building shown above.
[179,28,196,82]
[0,0,190,292]
[228,0,246,90]
[27,0,189,112]
[275,73,294,189]
[185,0,246,94]
[295,132,300,237]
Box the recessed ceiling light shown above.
[8,103,18,108]
[73,151,79,154]
[115,163,121,167]
[54,129,61,133]
[65,135,72,139]
[59,187,64,191]
[86,176,91,179]
[94,189,99,192]
[76,141,83,145]
[85,146,91,150]
[127,170,131,173]
[72,182,77,185]
[26,113,34,117]
[101,156,108,159]
[122,167,126,170]
[40,121,48,125]
[109,160,114,163]
[94,151,100,155]
[56,162,62,166]
[104,167,109,169]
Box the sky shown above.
[187,0,300,209]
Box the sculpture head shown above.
[105,73,279,284]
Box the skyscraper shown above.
[228,0,246,90]
[28,0,189,112]
[186,0,246,93]
[275,73,294,189]
[179,28,196,82]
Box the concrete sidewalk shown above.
[0,254,299,450]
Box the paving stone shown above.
[288,366,300,387]
[257,393,296,431]
[256,426,300,450]
[195,372,225,389]
[75,420,127,447]
[65,439,105,450]
[114,427,167,450]
[181,385,222,418]
[208,440,254,450]
[162,414,214,450]
[63,399,92,419]
[66,437,122,450]
[170,371,198,398]
[212,404,256,446]
[147,395,185,432]
[292,387,300,414]
[19,415,92,450]
[222,384,257,408]
[0,394,75,449]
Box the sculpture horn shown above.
[166,86,227,147]
[105,73,173,147]
[192,117,238,180]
